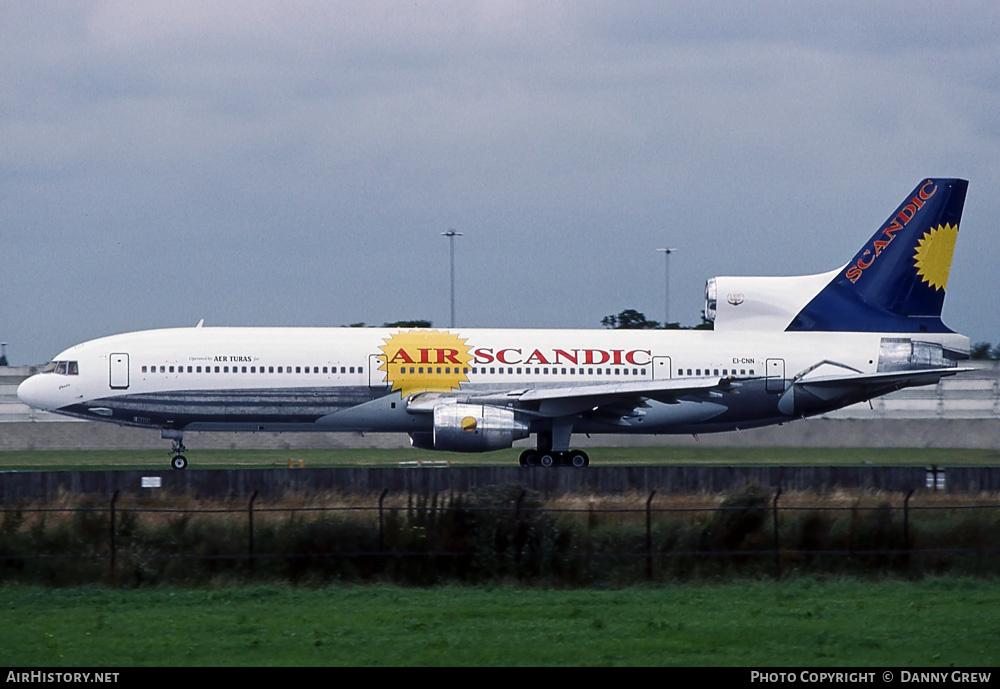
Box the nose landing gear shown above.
[163,430,188,470]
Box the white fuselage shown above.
[17,325,965,439]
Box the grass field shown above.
[2,579,998,667]
[1,446,998,471]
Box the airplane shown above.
[18,178,971,470]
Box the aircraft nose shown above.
[17,374,56,411]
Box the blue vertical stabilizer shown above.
[788,178,967,333]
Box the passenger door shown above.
[110,353,129,390]
[368,353,388,388]
[765,358,785,393]
[652,356,672,380]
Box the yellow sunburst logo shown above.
[377,330,472,397]
[913,223,958,291]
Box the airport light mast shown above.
[656,247,678,326]
[442,230,463,328]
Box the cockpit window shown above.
[41,360,79,375]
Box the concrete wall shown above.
[3,363,999,451]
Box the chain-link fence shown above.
[2,485,998,585]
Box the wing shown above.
[407,377,735,421]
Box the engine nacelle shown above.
[408,404,529,453]
[704,278,718,324]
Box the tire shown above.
[171,455,188,470]
[570,452,588,468]
[539,454,554,468]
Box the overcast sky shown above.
[3,1,999,364]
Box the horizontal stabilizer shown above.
[796,367,970,391]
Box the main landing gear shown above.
[520,423,589,467]
[163,430,188,470]
[518,449,590,468]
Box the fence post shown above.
[903,488,915,568]
[772,487,782,580]
[248,491,259,574]
[587,500,594,582]
[646,490,656,580]
[378,488,389,553]
[515,489,526,572]
[109,490,120,578]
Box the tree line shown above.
[345,312,714,330]
[601,308,712,330]
[971,343,1000,360]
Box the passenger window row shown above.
[140,364,754,378]
[141,365,364,375]
[679,368,755,376]
[468,367,648,376]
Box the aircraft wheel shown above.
[171,455,188,471]
[570,451,589,468]
[539,453,554,468]
[519,450,535,467]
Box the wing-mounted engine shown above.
[408,403,530,452]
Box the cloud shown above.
[2,1,999,362]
